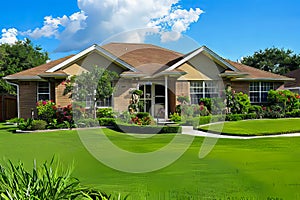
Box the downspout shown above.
[6,81,20,119]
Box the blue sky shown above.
[0,0,299,61]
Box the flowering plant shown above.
[36,100,56,123]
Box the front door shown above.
[139,83,165,118]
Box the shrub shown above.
[6,117,24,124]
[97,107,114,118]
[130,112,152,125]
[263,105,285,118]
[286,109,300,118]
[248,105,263,118]
[36,100,56,123]
[76,118,99,128]
[170,112,181,122]
[18,118,33,130]
[199,98,212,111]
[268,90,300,113]
[177,96,190,104]
[98,118,116,126]
[211,98,226,115]
[115,123,181,134]
[31,120,47,130]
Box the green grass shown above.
[1,123,300,199]
[199,118,300,136]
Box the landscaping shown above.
[199,118,300,136]
[1,125,300,199]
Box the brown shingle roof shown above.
[4,55,73,80]
[226,60,293,81]
[285,68,300,87]
[102,43,183,75]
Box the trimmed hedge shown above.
[98,118,116,126]
[114,123,182,134]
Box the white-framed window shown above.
[37,82,50,101]
[190,81,219,104]
[86,96,112,108]
[249,82,274,103]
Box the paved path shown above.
[181,126,300,140]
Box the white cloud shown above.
[19,0,203,52]
[0,28,18,44]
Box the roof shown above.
[285,68,300,88]
[4,43,294,82]
[102,43,184,75]
[4,56,73,81]
[225,60,294,81]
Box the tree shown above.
[241,47,300,75]
[0,38,49,93]
[63,66,119,118]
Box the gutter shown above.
[6,81,20,119]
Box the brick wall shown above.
[113,78,137,112]
[231,81,250,95]
[175,81,189,104]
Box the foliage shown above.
[169,112,181,122]
[285,109,300,118]
[115,123,181,134]
[0,158,120,200]
[241,47,300,75]
[267,90,300,113]
[98,118,116,126]
[199,98,212,111]
[248,105,263,118]
[36,100,57,123]
[64,66,118,105]
[17,118,33,130]
[77,118,99,128]
[97,108,115,118]
[262,105,285,118]
[56,104,73,124]
[130,112,152,125]
[177,96,190,104]
[225,88,251,114]
[6,117,24,124]
[225,113,257,121]
[128,90,143,114]
[0,39,49,94]
[31,120,47,130]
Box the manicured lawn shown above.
[199,118,300,136]
[1,123,300,199]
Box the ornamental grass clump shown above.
[0,158,127,200]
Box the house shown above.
[285,68,300,94]
[4,43,294,120]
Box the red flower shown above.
[42,101,47,105]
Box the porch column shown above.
[164,75,168,120]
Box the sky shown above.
[0,0,300,62]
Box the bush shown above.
[31,120,47,130]
[96,107,114,118]
[76,118,99,128]
[115,123,181,134]
[268,90,300,113]
[170,112,181,122]
[130,112,153,125]
[36,100,56,123]
[18,118,33,130]
[199,98,212,111]
[262,105,285,118]
[98,118,116,126]
[249,105,263,118]
[225,113,257,121]
[6,117,24,124]
[286,109,300,118]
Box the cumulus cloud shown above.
[0,28,18,44]
[14,0,203,52]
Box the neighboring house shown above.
[285,68,300,94]
[4,43,293,119]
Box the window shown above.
[190,81,219,104]
[37,82,50,101]
[86,96,112,108]
[249,82,274,103]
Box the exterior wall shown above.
[113,78,137,112]
[176,81,190,99]
[230,81,250,95]
[168,78,177,113]
[63,63,87,76]
[55,80,72,107]
[76,52,125,74]
[19,81,37,119]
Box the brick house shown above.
[4,43,293,119]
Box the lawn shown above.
[1,123,300,199]
[199,118,300,136]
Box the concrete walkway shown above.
[181,126,300,140]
